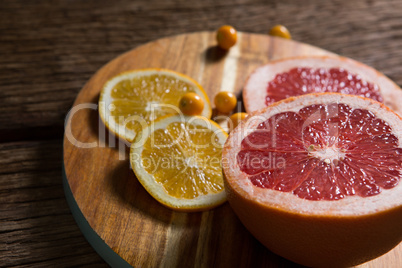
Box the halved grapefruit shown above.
[222,93,402,267]
[243,56,402,115]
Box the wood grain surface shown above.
[63,32,401,267]
[2,0,402,267]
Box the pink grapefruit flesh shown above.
[243,56,402,115]
[265,67,383,105]
[237,102,401,201]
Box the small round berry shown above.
[214,91,237,114]
[269,25,291,39]
[229,112,248,131]
[216,25,238,50]
[179,92,205,116]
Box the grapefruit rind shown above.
[130,114,227,212]
[243,55,402,115]
[99,69,212,143]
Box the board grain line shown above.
[162,213,189,267]
[219,32,242,94]
[196,33,208,84]
[194,210,214,267]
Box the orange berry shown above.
[179,92,205,116]
[269,25,291,39]
[214,91,237,114]
[229,112,248,131]
[216,25,238,50]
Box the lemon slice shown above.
[99,69,212,142]
[130,115,228,211]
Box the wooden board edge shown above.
[62,164,131,267]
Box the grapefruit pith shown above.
[243,56,402,115]
[222,93,402,267]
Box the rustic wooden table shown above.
[1,0,402,267]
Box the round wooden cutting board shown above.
[63,32,402,267]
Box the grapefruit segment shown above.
[223,93,402,267]
[243,56,402,115]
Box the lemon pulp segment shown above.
[141,122,224,199]
[110,74,200,134]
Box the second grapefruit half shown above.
[243,55,402,115]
